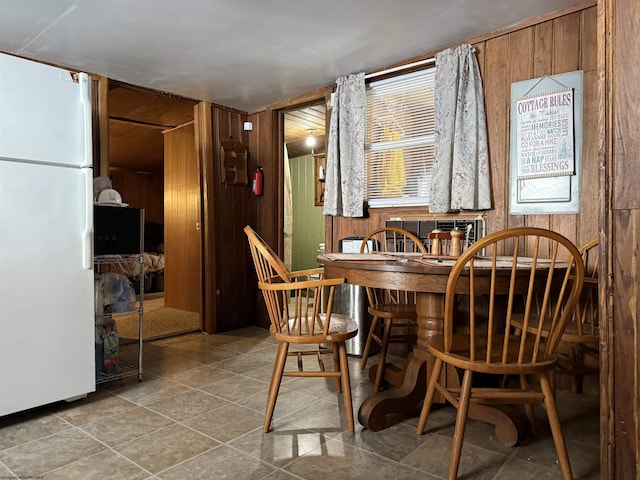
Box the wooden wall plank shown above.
[533,21,554,78]
[549,12,581,241]
[579,68,600,245]
[611,210,639,477]
[613,2,640,210]
[506,28,534,230]
[578,6,600,246]
[109,168,163,225]
[553,12,582,74]
[526,20,554,233]
[245,109,272,329]
[482,35,509,233]
[581,7,598,73]
[248,109,278,249]
[97,76,110,177]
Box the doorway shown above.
[105,81,201,339]
[283,103,327,271]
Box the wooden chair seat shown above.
[359,227,426,392]
[417,227,584,480]
[245,225,357,435]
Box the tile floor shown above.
[0,327,600,479]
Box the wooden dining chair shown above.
[416,227,584,480]
[559,237,599,393]
[359,227,427,391]
[244,225,359,435]
[513,237,599,393]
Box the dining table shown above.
[318,251,532,446]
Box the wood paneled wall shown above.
[322,6,598,252]
[245,108,277,329]
[201,105,258,332]
[109,168,163,224]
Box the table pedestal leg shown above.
[358,350,426,431]
[358,349,525,445]
[367,362,403,387]
[359,292,525,444]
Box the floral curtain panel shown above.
[430,44,491,213]
[323,72,366,217]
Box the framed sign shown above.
[509,71,583,214]
[515,87,574,179]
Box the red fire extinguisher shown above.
[252,165,264,196]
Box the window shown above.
[365,67,436,207]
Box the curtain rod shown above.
[364,57,435,80]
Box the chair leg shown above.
[571,345,584,394]
[417,357,443,434]
[539,372,573,480]
[264,341,288,433]
[519,374,536,435]
[338,341,355,435]
[360,316,380,370]
[448,369,473,480]
[332,342,342,393]
[373,319,393,392]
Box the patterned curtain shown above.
[323,72,366,217]
[429,44,491,213]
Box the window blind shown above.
[365,68,436,207]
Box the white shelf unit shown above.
[93,200,146,385]
[94,254,144,384]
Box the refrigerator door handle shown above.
[79,73,93,169]
[82,167,93,269]
[79,72,93,270]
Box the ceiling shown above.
[1,0,581,171]
[107,83,198,172]
[284,104,326,159]
[1,0,582,113]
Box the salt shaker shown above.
[430,229,442,255]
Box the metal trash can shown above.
[330,237,373,356]
[333,283,371,356]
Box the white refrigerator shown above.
[0,52,95,416]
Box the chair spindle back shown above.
[444,227,585,366]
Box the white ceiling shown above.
[1,0,581,112]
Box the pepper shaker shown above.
[449,229,464,257]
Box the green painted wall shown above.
[290,154,325,271]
